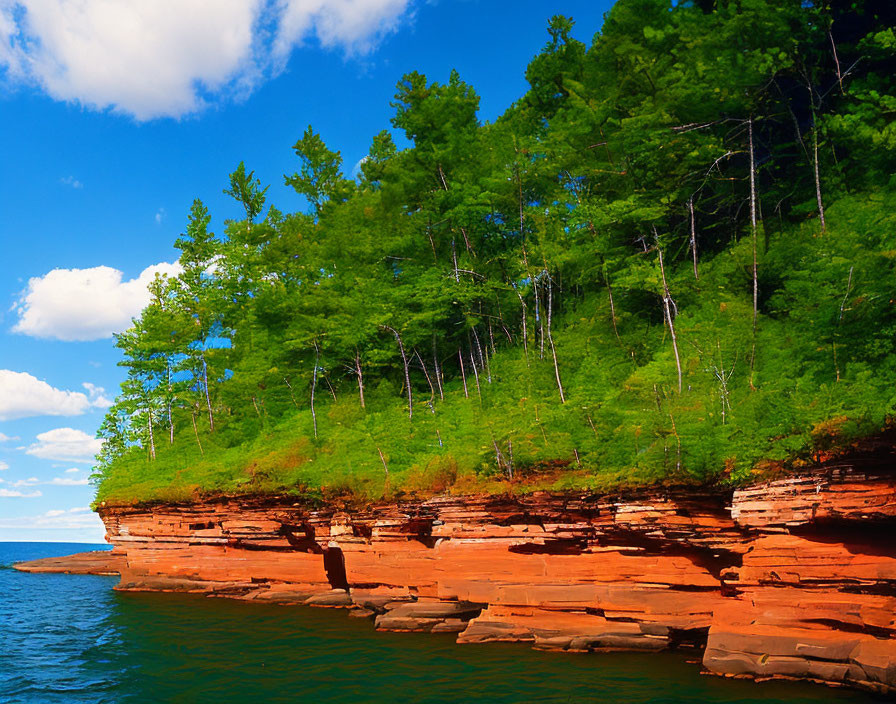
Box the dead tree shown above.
[655,229,683,394]
[381,326,412,419]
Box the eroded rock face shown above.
[13,549,126,576]
[96,449,896,696]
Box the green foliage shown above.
[93,0,896,506]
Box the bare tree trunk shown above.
[355,350,366,408]
[472,326,490,383]
[469,349,482,401]
[147,408,156,461]
[324,375,338,402]
[377,446,389,478]
[535,278,544,360]
[548,334,566,403]
[688,196,699,280]
[748,118,759,388]
[656,239,683,394]
[201,353,215,432]
[833,265,854,382]
[458,348,469,398]
[311,344,319,438]
[451,238,459,283]
[513,283,529,366]
[812,109,826,233]
[829,31,843,93]
[415,349,436,412]
[283,377,299,407]
[604,267,621,341]
[382,326,412,419]
[191,410,204,455]
[432,337,444,401]
[668,409,682,473]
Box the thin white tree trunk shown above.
[748,118,759,387]
[201,353,214,432]
[657,241,683,394]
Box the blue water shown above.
[0,542,881,703]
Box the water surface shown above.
[0,542,880,703]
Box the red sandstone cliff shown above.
[91,450,896,696]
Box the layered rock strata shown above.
[13,549,126,576]
[93,451,896,696]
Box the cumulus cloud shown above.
[59,175,83,189]
[0,370,90,420]
[0,0,413,120]
[49,476,90,486]
[82,383,113,409]
[12,262,181,341]
[0,507,104,541]
[0,433,17,442]
[0,488,42,497]
[25,428,103,464]
[6,473,89,486]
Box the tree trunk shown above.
[458,348,469,398]
[469,349,482,402]
[513,283,529,366]
[415,349,436,412]
[604,267,621,341]
[688,196,699,280]
[147,408,156,461]
[812,110,826,233]
[355,350,366,408]
[657,240,683,394]
[472,326,490,383]
[383,326,412,419]
[311,344,319,438]
[201,353,215,432]
[191,410,204,455]
[833,266,854,382]
[432,337,444,401]
[748,118,759,387]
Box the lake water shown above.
[0,542,880,703]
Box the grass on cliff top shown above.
[92,197,896,507]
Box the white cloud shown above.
[0,370,91,420]
[0,461,8,471]
[0,433,17,442]
[65,467,80,473]
[0,489,42,497]
[49,476,89,486]
[26,428,103,464]
[0,0,413,120]
[154,207,166,224]
[12,262,181,341]
[59,175,83,189]
[82,383,113,409]
[5,473,88,486]
[0,506,104,541]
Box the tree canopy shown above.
[93,0,896,505]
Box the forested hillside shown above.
[93,0,896,505]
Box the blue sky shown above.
[0,0,612,542]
